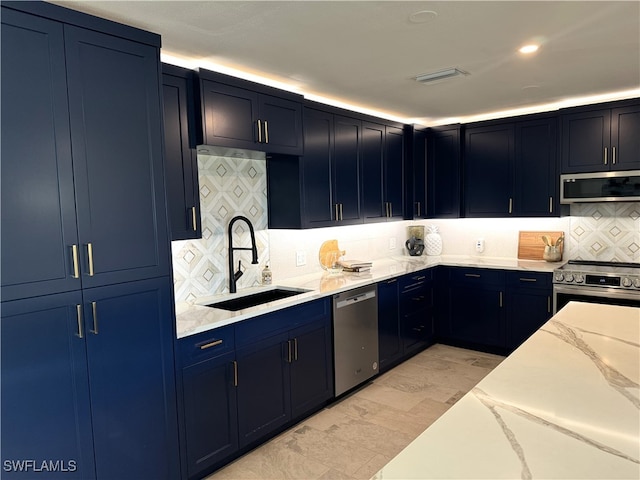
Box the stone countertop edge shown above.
[175,255,563,339]
[371,301,640,480]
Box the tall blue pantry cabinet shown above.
[1,3,179,479]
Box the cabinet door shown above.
[236,333,291,448]
[259,94,303,155]
[333,115,362,224]
[561,109,610,173]
[449,285,505,348]
[1,292,95,479]
[64,26,170,287]
[302,108,335,227]
[361,122,386,222]
[465,124,514,217]
[290,320,333,419]
[412,129,428,219]
[399,273,433,354]
[428,126,461,218]
[162,68,201,240]
[83,278,179,480]
[0,9,80,301]
[182,352,238,478]
[200,80,258,149]
[611,105,640,171]
[377,278,401,371]
[385,126,405,219]
[507,289,552,351]
[515,118,558,216]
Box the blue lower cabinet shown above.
[1,292,95,479]
[179,299,333,478]
[506,272,553,351]
[289,320,334,420]
[377,278,402,371]
[1,278,179,480]
[83,278,179,480]
[182,352,238,479]
[236,332,292,449]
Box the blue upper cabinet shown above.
[427,125,462,218]
[162,64,202,241]
[560,101,640,173]
[64,25,170,288]
[465,123,515,217]
[465,115,558,218]
[1,7,171,302]
[196,69,303,155]
[1,9,80,302]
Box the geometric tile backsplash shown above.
[567,202,640,262]
[171,154,269,303]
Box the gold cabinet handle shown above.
[499,291,503,308]
[90,301,98,335]
[334,203,339,221]
[519,278,537,283]
[508,198,513,214]
[264,120,269,144]
[257,120,262,143]
[76,304,84,338]
[199,339,223,350]
[465,273,481,278]
[339,203,343,221]
[388,202,393,217]
[191,206,197,231]
[71,245,80,279]
[287,340,293,363]
[549,196,553,214]
[604,147,608,165]
[612,146,616,165]
[232,360,238,387]
[293,338,298,361]
[416,201,421,217]
[547,296,551,314]
[86,243,94,277]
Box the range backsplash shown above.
[567,202,640,263]
[171,154,639,303]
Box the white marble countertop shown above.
[176,255,562,339]
[372,301,640,480]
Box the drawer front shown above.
[235,298,329,348]
[179,324,235,366]
[507,271,552,289]
[399,269,432,293]
[450,267,505,286]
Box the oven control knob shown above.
[634,278,640,289]
[554,273,564,282]
[575,274,584,283]
[622,277,632,288]
[565,273,574,283]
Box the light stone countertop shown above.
[176,254,562,339]
[372,301,640,480]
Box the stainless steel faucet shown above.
[228,215,259,293]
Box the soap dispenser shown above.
[261,264,272,285]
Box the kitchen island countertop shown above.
[176,254,561,339]
[372,301,640,479]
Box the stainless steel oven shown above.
[553,260,640,313]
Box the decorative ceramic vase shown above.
[425,225,443,256]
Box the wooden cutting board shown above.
[518,231,564,260]
[318,239,346,268]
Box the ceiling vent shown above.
[415,68,469,84]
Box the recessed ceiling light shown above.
[415,68,469,84]
[519,44,539,54]
[409,10,438,24]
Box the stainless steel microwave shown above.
[560,170,640,203]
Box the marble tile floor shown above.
[205,344,504,480]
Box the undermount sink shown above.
[205,288,309,311]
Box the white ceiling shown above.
[53,1,640,125]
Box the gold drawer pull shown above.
[76,304,84,338]
[465,273,481,278]
[519,278,537,282]
[71,245,80,278]
[199,339,223,350]
[86,243,95,277]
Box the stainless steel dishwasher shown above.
[333,285,379,396]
